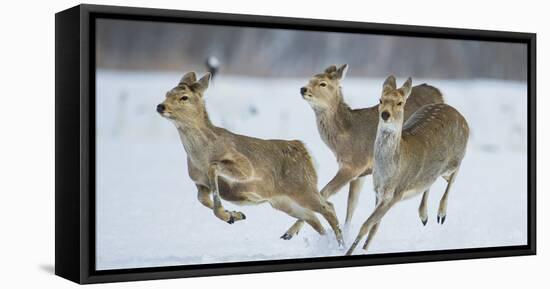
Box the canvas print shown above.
[95,18,527,270]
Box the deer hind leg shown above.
[300,210,325,236]
[300,195,344,247]
[207,163,247,224]
[418,189,430,226]
[438,169,459,225]
[281,220,305,240]
[346,198,395,255]
[345,176,366,228]
[272,202,323,239]
[283,169,359,239]
[304,213,326,235]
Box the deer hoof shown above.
[421,219,428,226]
[338,240,346,249]
[227,215,235,224]
[437,215,446,225]
[280,233,293,240]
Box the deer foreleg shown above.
[320,167,357,199]
[346,197,395,255]
[196,184,214,209]
[345,176,366,227]
[207,163,247,224]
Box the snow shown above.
[95,70,527,270]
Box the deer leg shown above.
[196,184,214,209]
[344,176,366,227]
[281,220,305,240]
[362,223,380,251]
[304,196,344,247]
[284,169,359,239]
[437,170,458,225]
[418,189,430,226]
[207,164,246,224]
[346,198,394,255]
[362,195,381,251]
[302,211,326,235]
[273,203,322,239]
[320,167,356,199]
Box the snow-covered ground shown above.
[95,70,527,270]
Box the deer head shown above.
[157,72,211,127]
[300,64,348,111]
[378,75,412,130]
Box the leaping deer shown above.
[346,76,469,255]
[157,72,344,246]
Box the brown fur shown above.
[157,72,343,245]
[299,65,444,233]
[346,76,469,255]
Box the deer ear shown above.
[324,65,337,74]
[383,75,397,91]
[179,72,197,85]
[191,73,211,94]
[198,73,211,90]
[398,77,413,99]
[335,64,348,80]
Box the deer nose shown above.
[156,104,165,113]
[381,111,390,121]
[300,87,308,95]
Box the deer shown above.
[345,76,469,255]
[286,65,443,240]
[156,71,344,246]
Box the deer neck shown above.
[314,91,351,151]
[374,119,403,179]
[174,114,218,165]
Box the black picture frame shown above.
[55,4,537,284]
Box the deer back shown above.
[398,103,469,190]
[224,131,319,193]
[404,84,445,119]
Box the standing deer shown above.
[157,71,344,245]
[285,65,443,240]
[346,76,469,255]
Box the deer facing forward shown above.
[346,76,469,255]
[157,72,344,245]
[285,65,443,240]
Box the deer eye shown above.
[397,101,403,106]
[319,82,327,87]
[379,99,382,104]
[180,95,189,101]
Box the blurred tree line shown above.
[97,19,527,80]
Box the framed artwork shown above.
[55,4,536,284]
